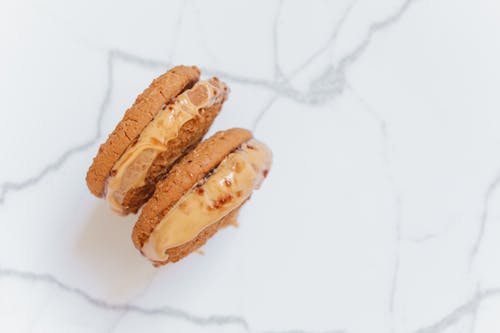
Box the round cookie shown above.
[111,78,228,214]
[132,128,272,266]
[86,67,229,214]
[86,65,200,197]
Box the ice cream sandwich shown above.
[132,128,272,266]
[86,66,229,214]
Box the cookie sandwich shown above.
[132,128,272,266]
[86,66,229,214]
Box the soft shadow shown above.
[73,201,157,299]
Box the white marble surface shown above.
[1,0,500,332]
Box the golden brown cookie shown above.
[86,66,200,197]
[86,66,229,214]
[132,128,272,266]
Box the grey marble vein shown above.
[336,0,418,70]
[349,86,403,330]
[191,0,217,63]
[252,95,279,131]
[254,0,355,129]
[468,311,478,333]
[406,233,440,243]
[287,0,356,78]
[108,49,293,104]
[404,220,456,244]
[112,48,171,69]
[413,288,500,333]
[466,284,480,333]
[0,267,249,331]
[167,0,187,64]
[264,330,345,333]
[0,51,113,206]
[273,0,285,80]
[284,0,421,105]
[388,196,402,316]
[106,272,159,333]
[469,170,500,268]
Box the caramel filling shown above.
[105,79,227,214]
[142,139,272,262]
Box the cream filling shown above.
[105,79,227,214]
[142,139,272,262]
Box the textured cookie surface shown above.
[120,99,225,214]
[86,65,200,197]
[132,128,253,251]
